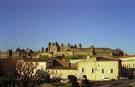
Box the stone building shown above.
[45,56,120,81]
[46,58,77,79]
[47,42,124,57]
[77,56,120,80]
[0,48,33,59]
[119,56,135,79]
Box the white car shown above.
[60,79,69,83]
[119,77,129,80]
[103,78,110,81]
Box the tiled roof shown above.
[46,66,77,70]
[46,58,77,70]
[97,56,120,61]
[118,55,135,59]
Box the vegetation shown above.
[68,75,79,87]
[8,49,13,58]
[61,83,72,87]
[39,55,49,60]
[0,59,50,87]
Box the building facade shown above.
[46,57,120,81]
[119,56,135,79]
[77,57,119,81]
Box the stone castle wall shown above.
[0,42,124,59]
[47,42,122,57]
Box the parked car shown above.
[119,77,129,80]
[103,78,110,81]
[60,79,69,83]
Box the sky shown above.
[0,0,135,54]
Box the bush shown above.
[68,75,77,83]
[68,75,80,87]
[63,83,72,87]
[39,55,48,60]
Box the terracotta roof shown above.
[46,66,77,70]
[97,56,120,61]
[118,55,135,59]
[46,58,77,70]
[18,58,49,62]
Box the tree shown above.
[16,61,46,87]
[68,75,79,87]
[115,48,124,56]
[41,47,44,52]
[8,49,13,58]
[16,47,21,52]
[16,47,21,57]
[0,59,17,87]
[78,43,82,48]
[74,44,77,48]
[67,43,70,47]
[55,42,59,46]
[45,48,48,52]
[0,59,49,87]
[61,43,64,46]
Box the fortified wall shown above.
[46,42,124,57]
[0,42,124,59]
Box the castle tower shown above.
[7,49,12,58]
[60,43,64,51]
[67,43,70,47]
[41,46,44,52]
[48,42,51,52]
[55,42,59,46]
[74,44,77,48]
[78,43,82,48]
[91,45,96,56]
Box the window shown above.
[82,68,84,73]
[127,65,128,68]
[102,69,104,74]
[92,68,94,73]
[110,69,113,73]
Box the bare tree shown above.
[16,60,46,87]
[7,49,13,58]
[0,59,48,87]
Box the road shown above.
[34,80,135,87]
[94,80,135,87]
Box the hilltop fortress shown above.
[45,42,124,57]
[0,42,124,59]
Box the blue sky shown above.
[0,0,135,54]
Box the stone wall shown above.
[47,42,123,57]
